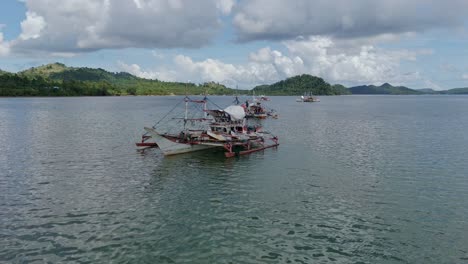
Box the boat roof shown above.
[205,105,245,122]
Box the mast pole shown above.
[203,88,207,118]
[184,81,189,129]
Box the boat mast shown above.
[184,82,188,130]
[234,84,240,105]
[203,89,207,118]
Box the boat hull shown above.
[144,128,216,156]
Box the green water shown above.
[1,95,468,263]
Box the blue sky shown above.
[1,0,468,90]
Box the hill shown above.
[1,63,236,96]
[415,87,468,94]
[19,63,140,83]
[3,63,467,97]
[416,88,437,94]
[252,74,351,95]
[19,63,69,78]
[443,87,468,94]
[349,83,422,95]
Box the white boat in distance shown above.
[296,92,320,102]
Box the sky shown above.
[1,0,468,90]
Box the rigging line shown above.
[152,98,185,128]
[206,97,224,110]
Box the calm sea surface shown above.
[1,95,468,263]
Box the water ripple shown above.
[1,96,468,263]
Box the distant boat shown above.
[296,92,320,102]
[243,94,278,119]
[245,101,268,119]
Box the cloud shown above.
[172,52,306,87]
[233,0,468,41]
[0,32,10,56]
[216,0,236,15]
[280,36,426,85]
[462,74,468,80]
[11,0,230,54]
[19,11,46,40]
[151,50,165,59]
[122,36,429,88]
[440,63,459,73]
[117,61,177,81]
[424,79,442,90]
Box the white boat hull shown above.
[144,127,216,155]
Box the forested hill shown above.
[0,63,235,96]
[19,63,140,82]
[440,87,468,94]
[2,64,467,96]
[348,83,422,95]
[252,74,351,95]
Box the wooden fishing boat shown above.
[139,97,279,157]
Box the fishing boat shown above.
[244,100,268,119]
[243,94,278,119]
[139,96,279,157]
[296,92,320,102]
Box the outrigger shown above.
[137,96,279,158]
[136,134,158,148]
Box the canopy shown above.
[223,105,246,121]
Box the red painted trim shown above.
[136,142,158,147]
[225,143,279,158]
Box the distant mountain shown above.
[416,88,437,94]
[252,74,351,95]
[443,88,468,94]
[415,87,468,94]
[2,63,468,97]
[349,83,422,95]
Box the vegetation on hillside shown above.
[0,63,236,96]
[348,83,422,95]
[440,88,468,94]
[2,63,467,96]
[349,83,468,95]
[252,74,351,95]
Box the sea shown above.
[1,95,468,263]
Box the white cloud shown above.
[11,0,227,54]
[133,0,143,9]
[124,36,431,88]
[233,0,468,41]
[117,61,177,81]
[19,11,46,40]
[281,36,425,85]
[216,0,235,14]
[50,52,77,58]
[424,79,442,90]
[462,74,468,80]
[151,50,165,59]
[0,32,10,56]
